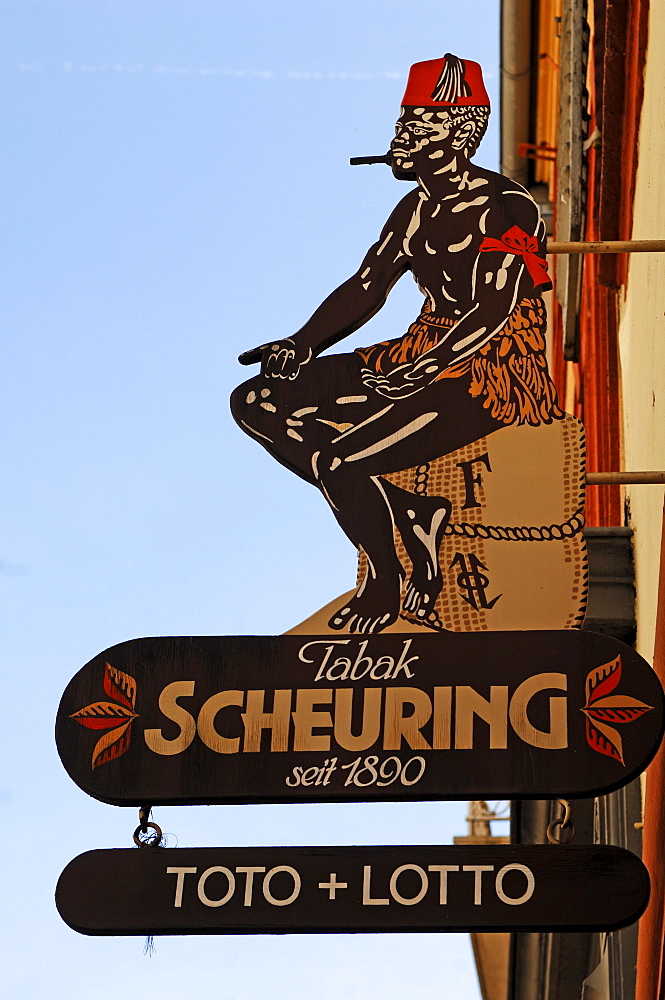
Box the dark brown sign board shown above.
[56,631,664,805]
[56,844,649,936]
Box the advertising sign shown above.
[56,844,649,936]
[56,631,663,805]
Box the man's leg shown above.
[314,463,407,633]
[231,356,505,631]
[377,478,453,621]
[231,353,407,509]
[231,356,415,632]
[313,371,506,625]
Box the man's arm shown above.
[363,190,549,397]
[443,189,550,362]
[239,191,417,378]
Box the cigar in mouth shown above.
[349,153,391,166]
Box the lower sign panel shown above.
[56,844,648,935]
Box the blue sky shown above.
[2,2,501,996]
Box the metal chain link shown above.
[138,804,150,833]
[133,804,163,848]
[546,798,576,845]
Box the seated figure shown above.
[232,54,586,635]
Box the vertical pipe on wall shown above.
[500,0,533,184]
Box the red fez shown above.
[402,54,490,108]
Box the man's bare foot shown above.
[329,562,403,634]
[402,551,444,620]
[378,479,452,620]
[402,496,452,618]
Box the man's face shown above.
[390,107,455,175]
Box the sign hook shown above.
[546,798,575,844]
[133,804,163,848]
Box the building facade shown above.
[482,1,665,997]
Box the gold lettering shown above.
[327,657,352,681]
[463,864,494,905]
[242,689,291,752]
[455,686,508,749]
[349,640,374,680]
[300,766,320,786]
[198,690,244,753]
[292,689,333,751]
[167,866,197,906]
[362,866,389,905]
[509,673,568,748]
[432,686,452,749]
[383,687,432,750]
[427,865,459,904]
[389,864,428,905]
[144,680,196,756]
[334,688,382,751]
[369,656,394,680]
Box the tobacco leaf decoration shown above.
[70,701,136,729]
[581,656,653,765]
[103,662,137,711]
[70,662,139,769]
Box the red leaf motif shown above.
[585,694,653,724]
[71,663,139,768]
[586,656,622,704]
[582,657,654,766]
[92,722,132,769]
[103,662,137,710]
[584,715,624,764]
[71,701,138,730]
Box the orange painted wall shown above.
[533,0,647,525]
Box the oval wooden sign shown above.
[56,844,649,936]
[55,631,664,805]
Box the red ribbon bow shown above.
[479,225,551,288]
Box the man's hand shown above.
[360,354,447,399]
[261,338,312,380]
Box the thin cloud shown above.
[18,61,407,80]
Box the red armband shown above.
[479,225,551,288]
